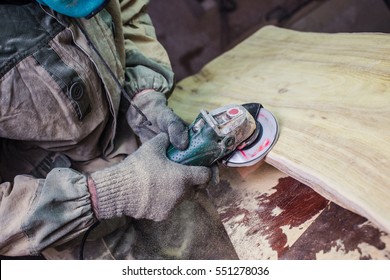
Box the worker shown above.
[0,0,216,259]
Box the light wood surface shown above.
[169,26,390,233]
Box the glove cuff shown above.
[89,159,149,220]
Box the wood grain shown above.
[169,26,390,233]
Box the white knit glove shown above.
[88,134,211,221]
[126,90,189,150]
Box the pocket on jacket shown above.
[32,45,91,121]
[0,46,107,146]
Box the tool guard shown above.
[222,103,279,167]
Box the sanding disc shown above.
[223,103,279,167]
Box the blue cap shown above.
[36,0,110,18]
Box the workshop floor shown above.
[146,0,390,260]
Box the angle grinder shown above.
[166,103,279,167]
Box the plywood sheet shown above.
[168,26,390,233]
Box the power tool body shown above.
[167,103,279,167]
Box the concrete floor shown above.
[149,0,390,81]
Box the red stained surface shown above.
[280,203,388,259]
[219,177,329,257]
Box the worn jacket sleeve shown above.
[0,169,95,256]
[119,0,175,97]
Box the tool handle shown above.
[166,123,223,166]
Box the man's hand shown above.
[126,90,189,150]
[88,134,211,221]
